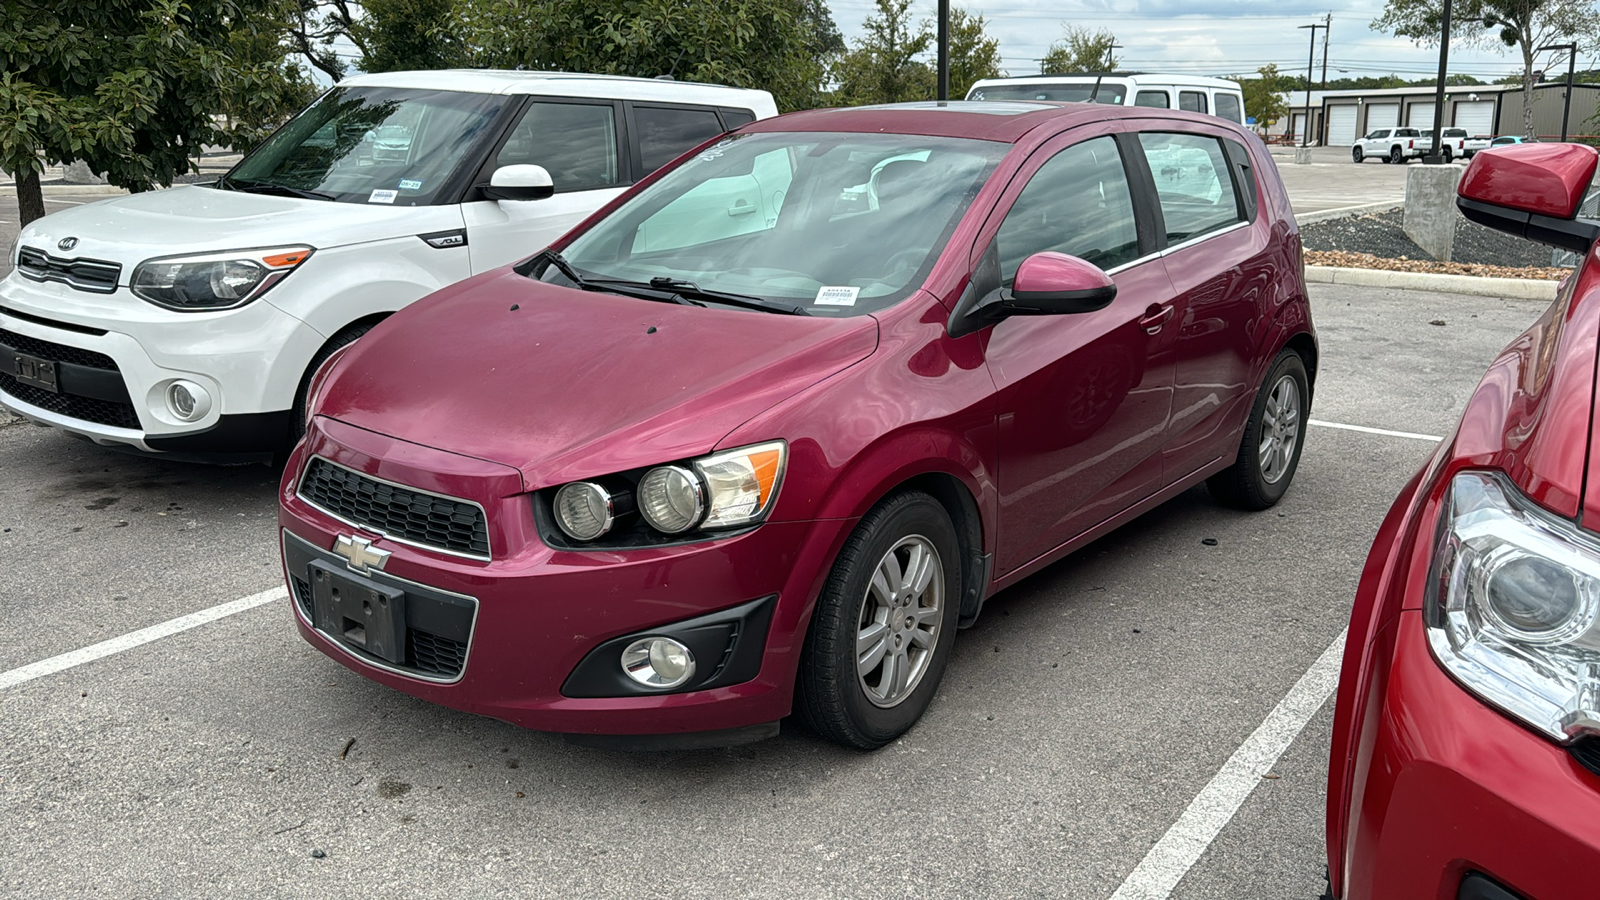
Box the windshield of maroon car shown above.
[554,132,1009,316]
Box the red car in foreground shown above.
[278,101,1316,749]
[1328,142,1600,899]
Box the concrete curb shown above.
[1294,201,1402,226]
[1304,265,1560,301]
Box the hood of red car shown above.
[315,268,879,488]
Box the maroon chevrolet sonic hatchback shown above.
[277,101,1317,750]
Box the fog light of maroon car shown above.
[638,466,705,534]
[621,637,696,689]
[553,481,617,541]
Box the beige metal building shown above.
[1271,82,1600,145]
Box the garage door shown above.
[1365,103,1400,132]
[1455,100,1495,136]
[1291,112,1308,144]
[1327,105,1359,145]
[1409,103,1435,131]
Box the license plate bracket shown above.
[13,353,58,393]
[308,560,408,665]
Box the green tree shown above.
[1039,25,1118,75]
[463,0,829,112]
[0,0,292,226]
[1373,0,1600,137]
[1231,65,1289,131]
[288,0,360,80]
[830,0,935,106]
[946,6,1003,99]
[225,0,321,153]
[353,0,472,73]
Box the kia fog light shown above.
[1426,471,1600,741]
[638,466,704,534]
[165,380,211,422]
[620,637,696,690]
[554,481,615,541]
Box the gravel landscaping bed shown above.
[1299,207,1570,279]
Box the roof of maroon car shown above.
[743,100,1206,142]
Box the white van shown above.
[966,74,1246,125]
[0,71,776,458]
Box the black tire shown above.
[1442,147,1453,163]
[1351,147,1363,163]
[1208,349,1310,511]
[290,322,377,447]
[796,491,962,750]
[1389,146,1403,164]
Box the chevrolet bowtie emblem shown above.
[334,534,390,573]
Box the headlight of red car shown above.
[1427,470,1600,741]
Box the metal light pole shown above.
[1298,23,1324,147]
[936,0,950,101]
[1422,0,1452,164]
[1538,42,1577,141]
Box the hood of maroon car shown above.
[315,268,879,488]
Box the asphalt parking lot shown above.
[0,281,1543,897]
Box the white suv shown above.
[1352,127,1431,164]
[0,70,776,459]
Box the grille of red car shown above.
[297,457,490,559]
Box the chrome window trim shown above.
[1158,219,1251,257]
[283,528,480,685]
[295,454,493,562]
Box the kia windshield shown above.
[550,132,1008,316]
[219,86,508,205]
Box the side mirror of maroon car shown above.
[1457,142,1600,253]
[950,250,1118,338]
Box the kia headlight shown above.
[548,441,787,543]
[1427,470,1600,742]
[132,246,313,311]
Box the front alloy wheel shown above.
[797,490,961,749]
[1352,146,1363,163]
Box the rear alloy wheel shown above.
[796,491,961,750]
[1442,147,1453,163]
[1208,349,1309,511]
[1389,146,1404,164]
[1352,147,1363,163]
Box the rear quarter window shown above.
[1215,93,1243,123]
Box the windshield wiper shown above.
[221,178,335,202]
[638,277,811,316]
[528,250,704,307]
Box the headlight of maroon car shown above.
[1427,470,1600,741]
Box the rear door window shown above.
[1179,91,1208,114]
[995,136,1141,279]
[1134,91,1170,109]
[1215,93,1242,123]
[633,105,728,174]
[1138,132,1244,243]
[494,101,620,192]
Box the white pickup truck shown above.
[1351,127,1433,164]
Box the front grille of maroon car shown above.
[15,246,121,293]
[289,574,468,678]
[0,327,139,429]
[297,457,490,559]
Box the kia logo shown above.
[57,237,78,252]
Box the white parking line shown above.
[1309,419,1443,442]
[1108,629,1348,900]
[0,586,285,691]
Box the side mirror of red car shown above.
[949,251,1118,338]
[1457,142,1600,254]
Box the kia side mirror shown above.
[948,251,1117,338]
[483,164,555,202]
[1457,143,1600,254]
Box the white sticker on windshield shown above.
[398,178,424,191]
[814,286,860,307]
[368,189,398,204]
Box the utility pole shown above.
[1321,13,1331,90]
[1422,0,1451,163]
[1538,42,1577,141]
[937,0,950,101]
[1298,22,1325,147]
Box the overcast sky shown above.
[827,0,1579,83]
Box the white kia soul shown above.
[0,70,776,459]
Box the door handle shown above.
[728,201,756,217]
[1139,304,1174,334]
